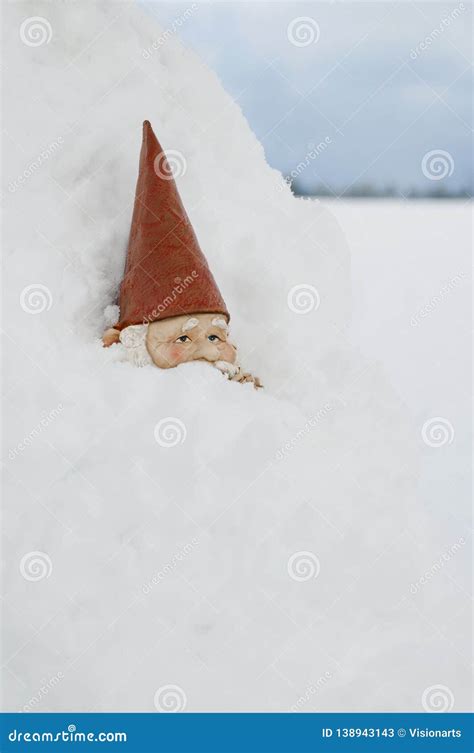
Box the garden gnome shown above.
[103,121,261,388]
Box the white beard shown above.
[214,360,240,379]
[119,325,153,368]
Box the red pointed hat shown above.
[115,121,229,330]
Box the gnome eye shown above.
[208,335,222,342]
[176,335,191,343]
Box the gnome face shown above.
[145,313,238,373]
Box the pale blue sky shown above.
[143,1,472,196]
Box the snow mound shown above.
[3,2,465,712]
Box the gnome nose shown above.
[194,342,220,363]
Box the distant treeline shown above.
[289,178,472,200]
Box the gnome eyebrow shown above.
[182,317,199,332]
[211,318,228,330]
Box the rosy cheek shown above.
[168,346,188,363]
[148,342,189,368]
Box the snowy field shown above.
[328,198,471,545]
[2,2,471,713]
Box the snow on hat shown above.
[114,120,229,331]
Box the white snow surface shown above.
[2,2,471,712]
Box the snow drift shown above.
[2,1,468,712]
